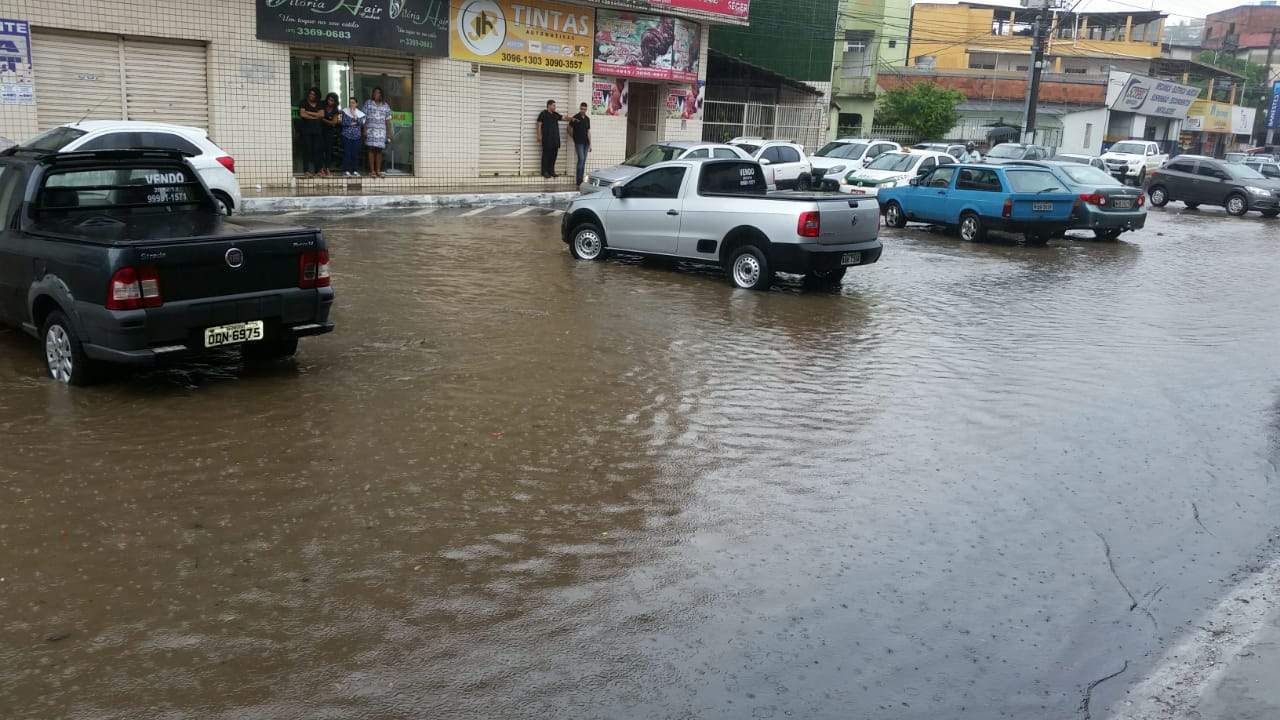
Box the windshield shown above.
[37,163,206,216]
[1109,142,1148,155]
[623,144,681,168]
[23,126,88,152]
[865,152,917,172]
[1060,165,1122,186]
[986,144,1024,159]
[826,143,867,160]
[1005,170,1068,193]
[1223,163,1265,180]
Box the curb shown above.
[241,190,579,214]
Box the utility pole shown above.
[1020,1,1049,145]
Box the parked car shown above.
[1008,160,1146,240]
[20,121,242,214]
[561,158,882,290]
[581,141,750,192]
[727,136,767,154]
[1054,153,1107,171]
[0,147,335,384]
[983,143,1052,165]
[731,140,813,190]
[1225,152,1248,164]
[913,142,967,161]
[1244,159,1280,180]
[809,138,901,188]
[878,163,1078,245]
[1145,155,1280,217]
[1100,140,1167,185]
[840,150,956,196]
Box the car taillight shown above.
[1002,197,1013,218]
[106,266,162,310]
[1136,193,1145,207]
[1079,192,1106,206]
[216,155,235,173]
[299,250,331,289]
[797,211,820,238]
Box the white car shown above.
[582,141,750,193]
[21,121,242,214]
[730,140,812,190]
[842,150,957,196]
[810,139,902,186]
[1100,140,1167,185]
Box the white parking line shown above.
[459,206,491,217]
[506,206,538,216]
[407,207,437,216]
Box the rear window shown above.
[1060,165,1122,186]
[37,163,206,215]
[1005,170,1068,193]
[698,162,767,195]
[22,126,88,152]
[986,144,1023,159]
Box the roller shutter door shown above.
[520,71,573,177]
[31,31,123,130]
[478,67,573,177]
[122,38,208,127]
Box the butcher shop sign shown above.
[593,9,700,82]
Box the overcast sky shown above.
[927,0,1249,21]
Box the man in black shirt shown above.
[535,99,566,178]
[568,102,592,185]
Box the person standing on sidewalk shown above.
[568,102,591,186]
[340,96,365,177]
[363,87,393,179]
[320,92,341,177]
[297,87,325,177]
[536,99,566,178]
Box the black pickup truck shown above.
[0,148,334,384]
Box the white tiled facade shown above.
[0,0,712,191]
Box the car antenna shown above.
[74,93,112,126]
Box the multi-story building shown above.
[1203,3,1280,66]
[829,0,910,135]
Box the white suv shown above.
[21,121,242,213]
[731,139,812,190]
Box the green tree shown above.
[1197,51,1267,107]
[876,83,965,140]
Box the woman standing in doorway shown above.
[320,92,342,177]
[340,96,365,177]
[362,87,392,178]
[297,87,325,177]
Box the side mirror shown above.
[611,184,625,198]
[909,177,921,187]
[917,166,931,176]
[758,158,772,166]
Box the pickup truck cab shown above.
[878,163,1078,245]
[561,158,882,290]
[0,148,334,384]
[1100,140,1167,185]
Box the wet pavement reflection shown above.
[1,204,1278,719]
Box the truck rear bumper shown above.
[768,239,883,275]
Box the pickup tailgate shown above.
[814,196,880,245]
[139,233,308,302]
[1008,192,1077,222]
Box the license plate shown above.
[850,188,866,195]
[1111,198,1133,209]
[1032,202,1054,211]
[204,320,264,348]
[840,252,862,266]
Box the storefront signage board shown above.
[256,0,449,57]
[448,0,592,74]
[594,9,700,82]
[1106,71,1199,120]
[0,18,33,105]
[648,0,749,20]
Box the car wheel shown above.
[1225,193,1248,217]
[728,245,773,291]
[805,266,847,288]
[1262,210,1279,218]
[1093,228,1123,241]
[242,336,299,365]
[958,212,986,242]
[212,190,234,215]
[1147,186,1169,207]
[570,222,608,261]
[42,311,97,386]
[884,201,908,228]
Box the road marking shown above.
[459,206,491,217]
[282,210,314,216]
[407,207,437,216]
[507,206,538,216]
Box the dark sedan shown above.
[1008,160,1146,239]
[1146,155,1280,218]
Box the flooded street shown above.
[2,204,1279,719]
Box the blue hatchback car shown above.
[878,164,1079,244]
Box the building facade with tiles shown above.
[0,0,750,195]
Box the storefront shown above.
[1182,100,1256,158]
[0,0,739,190]
[1096,71,1198,152]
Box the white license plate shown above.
[850,188,866,195]
[840,252,862,266]
[204,321,264,348]
[1032,202,1054,211]
[1111,198,1133,208]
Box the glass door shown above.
[290,54,352,174]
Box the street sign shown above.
[1268,81,1280,130]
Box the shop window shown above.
[1084,123,1093,149]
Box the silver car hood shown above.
[591,165,643,183]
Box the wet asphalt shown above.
[1,202,1278,719]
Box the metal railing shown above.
[702,100,830,152]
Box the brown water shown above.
[2,206,1278,719]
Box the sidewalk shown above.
[239,181,581,214]
[1108,551,1280,720]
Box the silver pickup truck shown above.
[561,158,882,290]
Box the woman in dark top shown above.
[320,92,342,177]
[297,87,324,177]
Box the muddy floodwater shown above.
[2,205,1279,719]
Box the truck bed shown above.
[28,214,315,246]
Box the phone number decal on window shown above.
[497,53,585,72]
[287,27,353,40]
